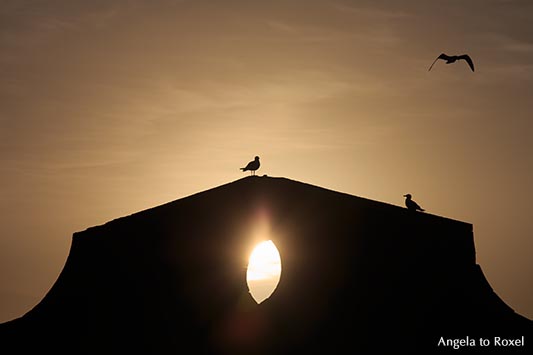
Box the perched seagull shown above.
[404,194,425,212]
[241,156,260,176]
[428,53,475,72]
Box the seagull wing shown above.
[241,156,260,172]
[428,53,450,71]
[458,54,475,72]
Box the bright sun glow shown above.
[246,240,282,304]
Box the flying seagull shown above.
[404,194,425,212]
[428,53,475,72]
[240,156,260,176]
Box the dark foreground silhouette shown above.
[0,177,530,354]
[240,155,260,176]
[429,53,475,72]
[404,193,425,212]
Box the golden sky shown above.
[1,0,532,322]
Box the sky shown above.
[246,240,282,304]
[1,0,532,322]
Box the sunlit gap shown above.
[246,240,282,304]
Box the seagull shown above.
[428,53,475,72]
[404,194,425,212]
[240,156,260,176]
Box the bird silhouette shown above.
[428,53,475,72]
[240,156,260,176]
[404,194,425,212]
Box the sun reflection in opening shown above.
[246,240,282,304]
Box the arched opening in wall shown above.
[246,240,282,304]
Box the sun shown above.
[246,240,282,304]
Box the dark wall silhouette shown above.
[0,177,531,354]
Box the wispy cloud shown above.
[333,2,411,20]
